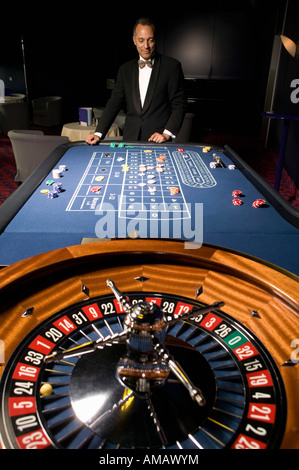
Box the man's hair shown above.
[133,17,155,36]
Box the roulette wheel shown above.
[0,239,298,450]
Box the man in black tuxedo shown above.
[86,18,185,144]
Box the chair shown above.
[32,96,62,126]
[0,101,30,133]
[8,130,69,182]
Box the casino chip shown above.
[170,187,180,195]
[52,169,61,178]
[48,190,58,199]
[252,199,266,208]
[90,186,101,193]
[232,198,243,206]
[53,183,63,193]
[232,190,242,198]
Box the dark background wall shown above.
[1,0,298,183]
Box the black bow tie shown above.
[138,59,152,69]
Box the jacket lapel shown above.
[132,61,142,115]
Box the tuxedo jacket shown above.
[96,53,185,141]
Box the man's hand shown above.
[86,133,101,145]
[148,132,171,143]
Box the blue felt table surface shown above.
[0,144,298,275]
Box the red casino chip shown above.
[252,199,266,208]
[232,198,243,206]
[232,190,242,198]
[90,186,102,193]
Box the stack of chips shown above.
[53,183,63,193]
[52,169,61,179]
[232,189,243,206]
[47,190,58,199]
[252,199,266,208]
[232,198,243,206]
[232,190,242,198]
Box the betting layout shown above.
[65,145,216,220]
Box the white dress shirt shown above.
[138,58,153,107]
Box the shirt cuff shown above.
[163,129,176,139]
[94,132,102,138]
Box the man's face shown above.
[133,24,156,60]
